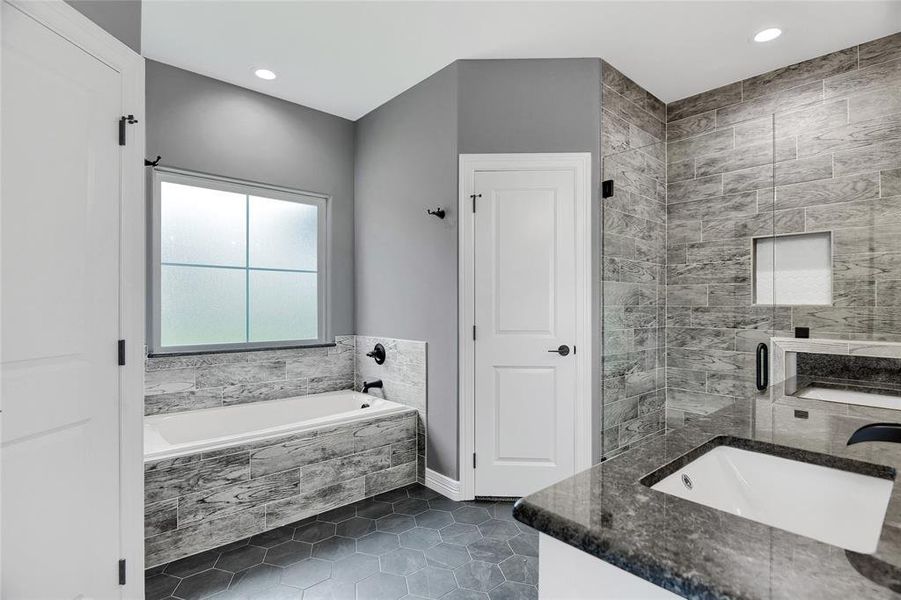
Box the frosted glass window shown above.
[160,182,246,266]
[249,271,318,342]
[249,196,318,271]
[160,266,246,347]
[755,232,832,305]
[155,172,325,351]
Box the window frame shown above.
[150,167,330,355]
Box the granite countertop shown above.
[513,394,901,599]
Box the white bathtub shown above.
[144,390,410,462]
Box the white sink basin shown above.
[650,445,894,553]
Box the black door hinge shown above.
[118,559,126,585]
[470,193,481,212]
[602,179,614,199]
[118,114,138,146]
[473,453,477,469]
[118,339,126,366]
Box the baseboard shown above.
[425,468,465,501]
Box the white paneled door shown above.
[1,2,142,597]
[472,167,582,497]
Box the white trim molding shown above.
[425,469,465,502]
[457,152,593,500]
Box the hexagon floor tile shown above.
[146,483,539,600]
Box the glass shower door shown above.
[600,139,667,460]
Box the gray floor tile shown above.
[453,562,504,593]
[415,510,453,529]
[452,507,491,525]
[357,531,401,555]
[466,539,512,564]
[229,563,282,595]
[295,521,337,543]
[487,581,537,600]
[477,520,520,541]
[264,540,313,567]
[172,568,232,600]
[146,573,180,600]
[331,553,381,582]
[379,548,427,576]
[374,488,410,503]
[336,516,377,538]
[438,523,482,546]
[441,589,489,600]
[506,534,538,558]
[404,566,457,599]
[280,558,332,589]
[423,543,470,569]
[312,536,356,561]
[428,497,464,512]
[251,526,296,549]
[302,578,356,600]
[378,513,416,534]
[356,571,409,600]
[215,544,266,572]
[165,550,220,578]
[318,505,357,523]
[498,556,538,585]
[393,498,430,516]
[406,485,442,501]
[357,500,395,519]
[399,527,442,550]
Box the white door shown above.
[473,168,579,497]
[2,2,124,597]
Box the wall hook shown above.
[426,207,446,219]
[145,155,162,167]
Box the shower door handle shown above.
[756,343,769,391]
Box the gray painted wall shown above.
[146,60,356,338]
[355,59,601,479]
[354,64,460,478]
[65,0,141,53]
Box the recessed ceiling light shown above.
[754,28,782,43]
[254,68,277,80]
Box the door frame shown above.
[458,153,592,500]
[2,1,146,595]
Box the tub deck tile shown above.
[145,452,251,504]
[250,431,355,478]
[178,468,302,527]
[301,446,392,492]
[265,478,366,529]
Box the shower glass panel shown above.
[600,139,668,460]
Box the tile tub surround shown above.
[600,61,667,459]
[355,336,427,484]
[514,393,901,600]
[664,31,901,424]
[146,483,539,600]
[144,409,418,567]
[144,336,355,415]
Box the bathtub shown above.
[144,389,419,566]
[144,390,410,461]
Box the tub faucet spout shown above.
[847,423,901,445]
[362,379,383,394]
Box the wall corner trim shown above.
[425,468,465,501]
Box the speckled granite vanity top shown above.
[513,396,901,599]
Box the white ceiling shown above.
[142,1,901,121]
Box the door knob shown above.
[548,345,570,356]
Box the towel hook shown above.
[426,207,446,219]
[144,155,162,167]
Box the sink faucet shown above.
[847,423,901,445]
[362,379,383,394]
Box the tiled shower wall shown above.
[354,336,427,484]
[664,31,901,423]
[599,62,668,458]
